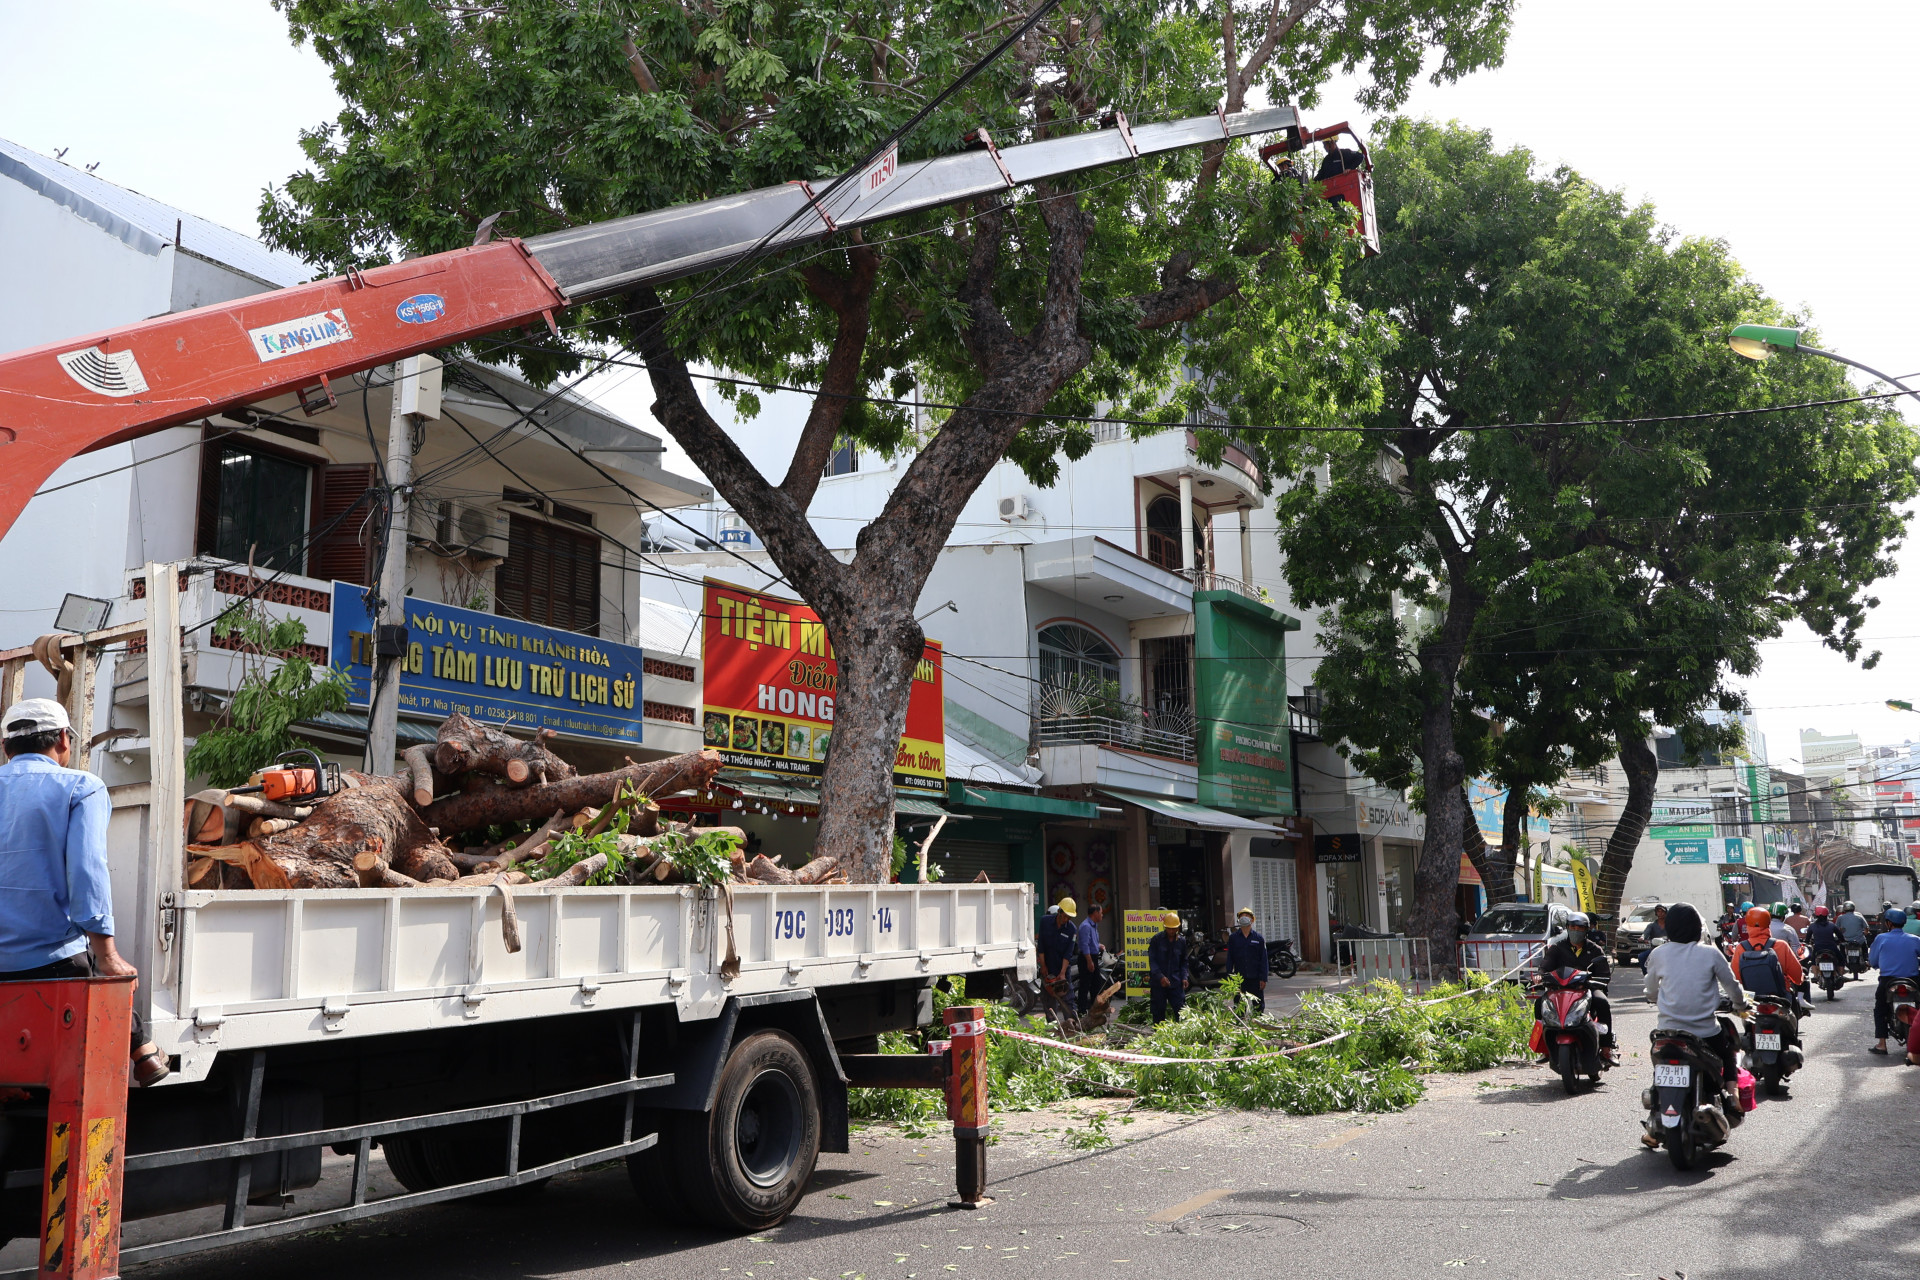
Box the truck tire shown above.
[638,1030,821,1232]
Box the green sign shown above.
[1664,839,1710,864]
[1193,590,1299,815]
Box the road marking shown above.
[1147,1188,1233,1222]
[1313,1126,1369,1150]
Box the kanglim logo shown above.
[247,309,354,362]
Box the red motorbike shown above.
[1532,966,1611,1094]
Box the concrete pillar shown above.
[1239,506,1254,588]
[1178,472,1196,577]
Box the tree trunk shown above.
[256,774,458,888]
[812,617,926,882]
[1592,731,1658,930]
[1460,785,1516,907]
[420,748,722,835]
[1407,588,1481,978]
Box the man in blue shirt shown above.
[1868,907,1920,1056]
[1146,911,1189,1022]
[0,698,167,1085]
[1225,907,1268,1012]
[1075,904,1106,1014]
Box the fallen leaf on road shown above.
[873,1201,894,1207]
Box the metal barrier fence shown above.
[1458,937,1546,978]
[1343,937,1431,991]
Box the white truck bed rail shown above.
[154,881,1032,1082]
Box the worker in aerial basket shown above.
[0,698,169,1085]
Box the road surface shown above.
[12,969,1916,1280]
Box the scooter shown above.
[1889,974,1918,1033]
[1844,938,1869,979]
[1645,1004,1746,1172]
[1184,928,1230,989]
[1812,945,1846,1000]
[1742,992,1805,1094]
[1267,937,1299,979]
[1533,967,1611,1094]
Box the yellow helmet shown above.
[1237,906,1256,921]
[1162,910,1182,928]
[1056,897,1077,917]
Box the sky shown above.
[4,0,1917,767]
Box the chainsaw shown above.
[229,749,342,804]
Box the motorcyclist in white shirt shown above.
[1642,902,1748,1087]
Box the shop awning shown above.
[1099,790,1278,831]
[294,710,440,746]
[715,772,954,819]
[947,783,1099,820]
[946,734,1041,789]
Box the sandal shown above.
[131,1048,171,1087]
[1869,1045,1890,1056]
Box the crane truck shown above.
[0,102,1352,1272]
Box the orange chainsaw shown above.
[230,749,342,804]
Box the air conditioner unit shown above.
[420,499,511,563]
[998,494,1030,522]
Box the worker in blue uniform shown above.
[1038,898,1079,1009]
[1075,904,1107,1013]
[1147,911,1190,1022]
[1225,907,1268,1012]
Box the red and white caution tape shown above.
[946,1019,987,1038]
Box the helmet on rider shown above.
[1770,902,1789,919]
[1814,904,1830,918]
[1744,906,1773,930]
[1564,911,1590,944]
[1665,903,1704,944]
[1888,908,1909,928]
[1843,900,1857,913]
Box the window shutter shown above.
[497,513,600,635]
[307,464,378,584]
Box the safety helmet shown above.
[1738,901,1754,913]
[1744,906,1773,930]
[1889,908,1909,928]
[1814,905,1830,918]
[1056,897,1077,917]
[1844,900,1857,912]
[1237,907,1256,922]
[1565,911,1590,930]
[1161,910,1182,928]
[1770,902,1789,918]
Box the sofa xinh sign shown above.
[331,584,646,744]
[701,578,944,794]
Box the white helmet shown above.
[1565,911,1591,930]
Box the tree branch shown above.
[621,34,659,94]
[780,244,881,508]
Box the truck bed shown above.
[149,880,1033,1082]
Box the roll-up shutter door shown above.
[929,838,1012,884]
[1249,843,1300,946]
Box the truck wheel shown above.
[665,1030,822,1231]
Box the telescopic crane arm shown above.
[0,105,1298,541]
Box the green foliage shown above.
[849,974,1532,1128]
[891,832,945,884]
[524,805,635,884]
[260,0,1511,487]
[183,604,351,788]
[1277,119,1920,923]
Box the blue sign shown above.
[330,584,644,744]
[395,293,447,324]
[719,529,753,546]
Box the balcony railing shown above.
[1032,713,1197,763]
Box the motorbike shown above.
[1742,991,1805,1094]
[1645,1006,1746,1172]
[1812,945,1846,1000]
[1844,938,1870,979]
[1267,937,1299,979]
[1532,966,1611,1094]
[1184,928,1229,989]
[1889,974,1918,1035]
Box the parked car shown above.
[1459,902,1572,977]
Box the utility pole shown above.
[365,354,441,774]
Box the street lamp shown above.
[1727,323,1920,404]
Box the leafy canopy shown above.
[1280,118,1919,803]
[264,0,1511,485]
[183,605,352,788]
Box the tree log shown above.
[353,849,420,889]
[433,712,576,786]
[256,774,459,888]
[500,809,568,868]
[792,855,841,885]
[544,852,609,888]
[403,744,438,808]
[746,855,795,885]
[420,749,724,835]
[225,793,311,820]
[248,816,299,839]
